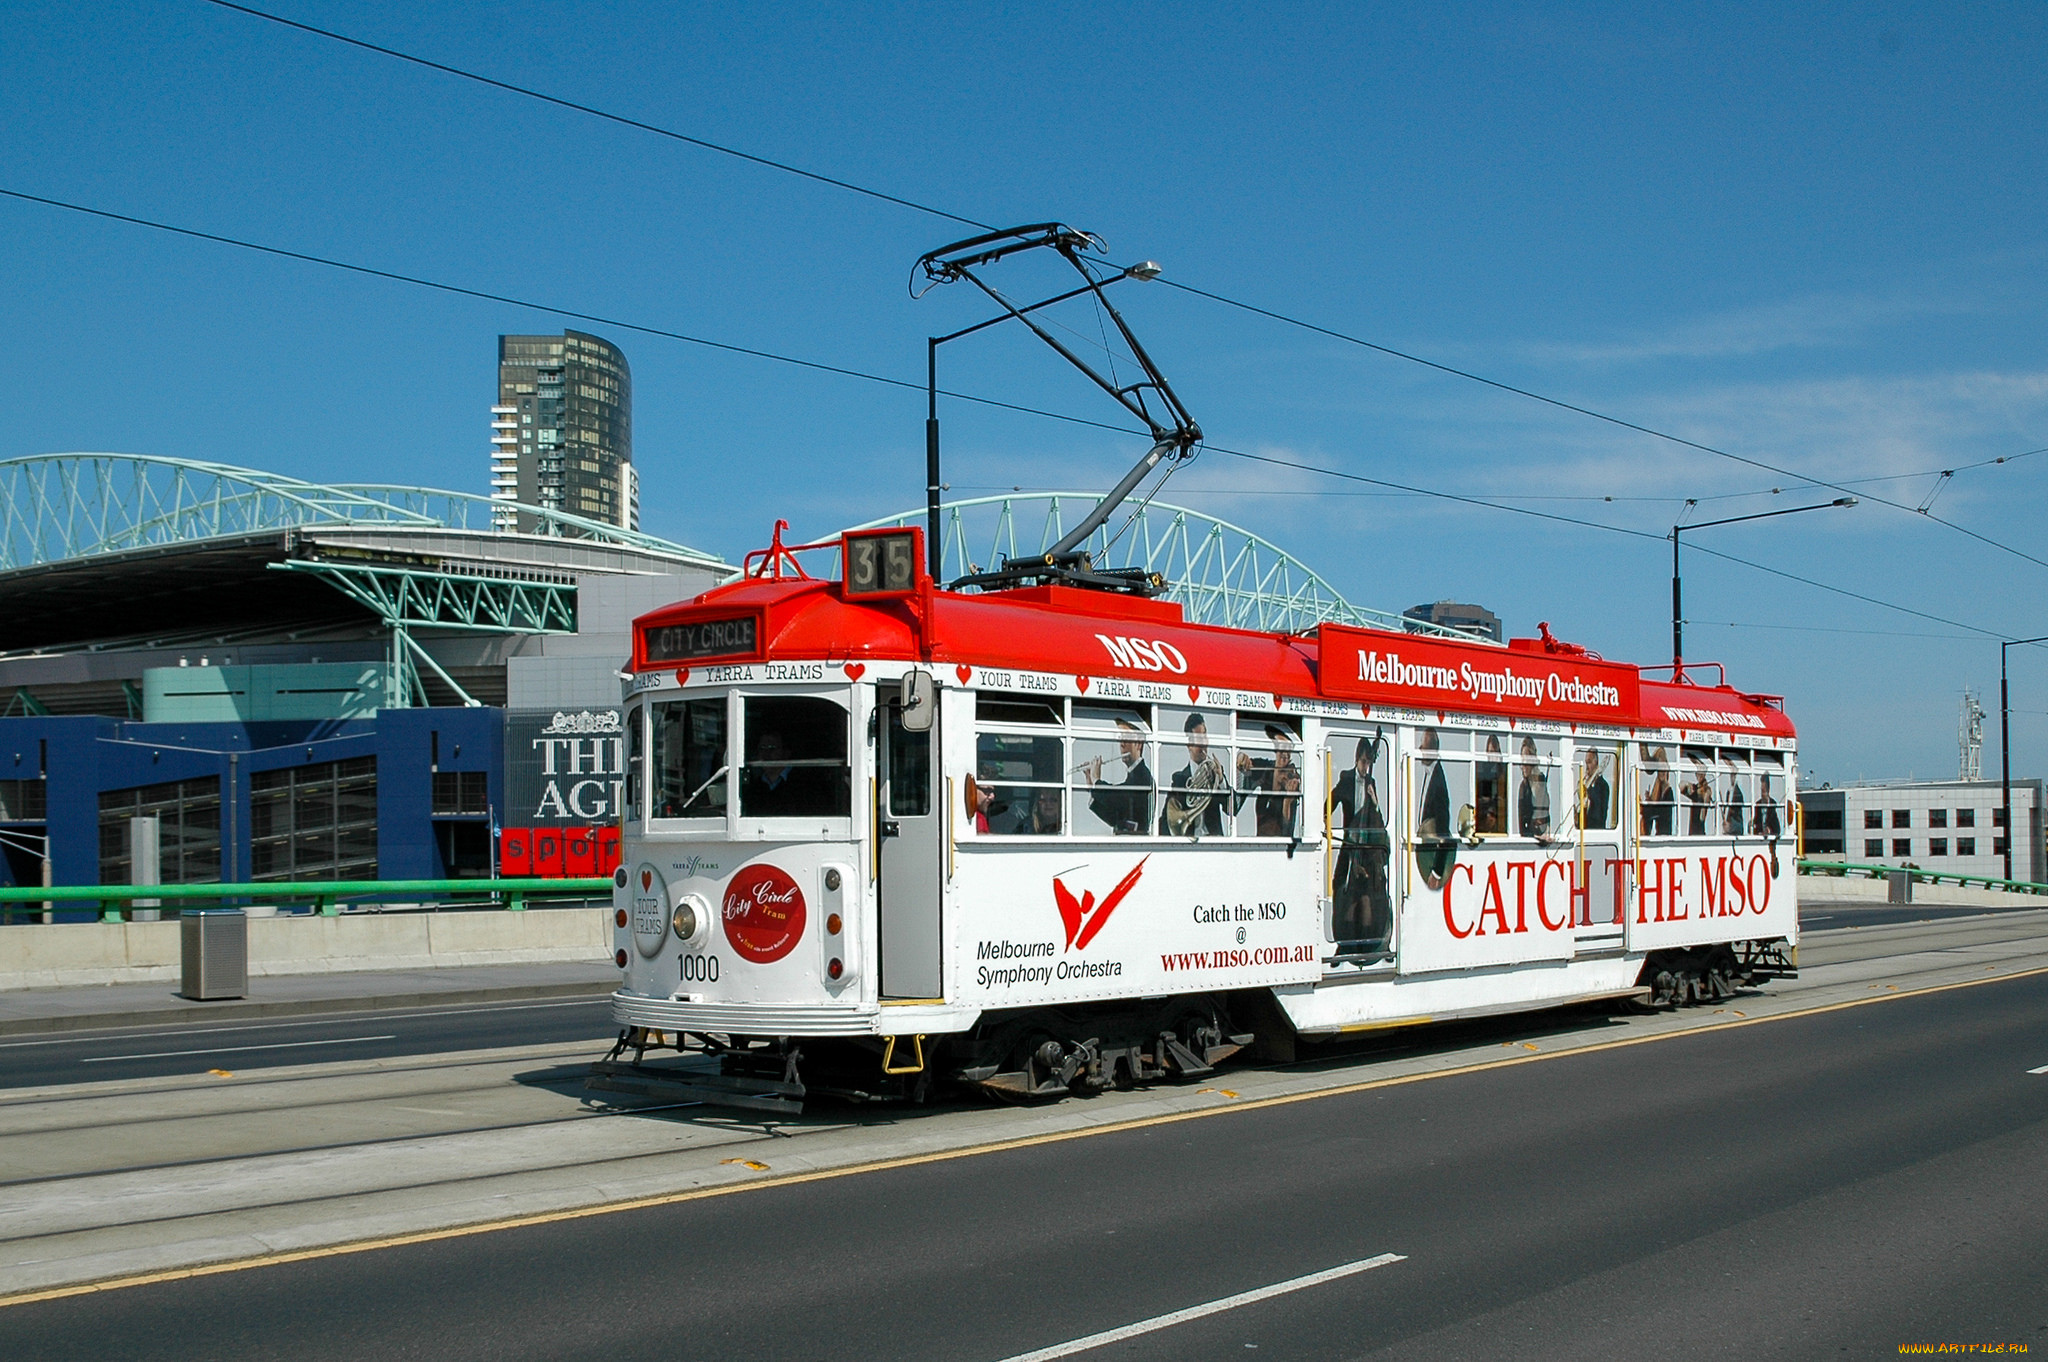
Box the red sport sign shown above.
[1317,624,1640,723]
[721,863,808,964]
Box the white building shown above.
[1800,778,2044,884]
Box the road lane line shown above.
[988,1254,1405,1362]
[2029,1065,2048,1075]
[0,998,609,1049]
[80,1036,398,1063]
[6,962,2046,1310]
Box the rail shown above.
[1797,859,2048,896]
[0,877,614,925]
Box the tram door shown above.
[1322,725,1395,961]
[1571,743,1626,949]
[876,685,944,998]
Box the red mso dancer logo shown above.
[1052,857,1148,951]
[722,864,807,964]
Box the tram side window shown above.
[1678,747,1717,836]
[1472,731,1508,835]
[653,698,727,819]
[1513,736,1560,839]
[1572,745,1620,832]
[1159,707,1234,838]
[740,695,850,818]
[1750,751,1786,839]
[1639,744,1677,836]
[1070,702,1153,837]
[1412,727,1472,890]
[1235,714,1304,838]
[1719,750,1754,837]
[626,704,645,821]
[973,729,1064,835]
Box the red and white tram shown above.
[601,523,1799,1113]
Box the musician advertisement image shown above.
[1327,729,1391,960]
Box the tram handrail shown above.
[0,877,614,925]
[1797,859,2048,896]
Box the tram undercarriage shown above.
[591,942,1794,1115]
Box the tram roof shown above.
[634,574,1796,742]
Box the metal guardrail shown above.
[0,877,614,925]
[1797,859,2048,896]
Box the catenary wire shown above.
[204,0,2048,573]
[0,183,2010,644]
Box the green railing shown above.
[1797,859,2048,896]
[0,877,614,925]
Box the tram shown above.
[599,225,1799,1113]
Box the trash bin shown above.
[1887,870,1913,905]
[180,908,248,1000]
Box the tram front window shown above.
[653,697,727,819]
[741,695,851,818]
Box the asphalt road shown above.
[0,996,618,1089]
[5,969,2044,1360]
[1801,899,2048,929]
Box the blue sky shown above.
[3,1,2045,785]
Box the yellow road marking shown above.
[6,962,2045,1310]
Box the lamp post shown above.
[1671,497,1857,678]
[2000,635,2048,882]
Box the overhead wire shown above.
[201,0,2048,575]
[0,181,2008,643]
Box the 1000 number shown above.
[680,953,720,982]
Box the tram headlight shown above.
[670,892,712,948]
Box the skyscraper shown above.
[490,331,637,533]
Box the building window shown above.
[0,778,46,822]
[1993,807,2007,827]
[99,778,222,885]
[1865,838,1884,857]
[1958,838,1976,856]
[1994,837,2008,855]
[432,771,488,815]
[1892,809,1911,828]
[1928,809,1947,828]
[1928,838,1947,856]
[1805,810,1843,831]
[1864,810,1883,829]
[250,757,378,881]
[1892,838,1911,857]
[1958,808,1975,828]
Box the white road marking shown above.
[0,997,607,1048]
[2029,1064,2048,1075]
[82,1036,399,1063]
[987,1253,1406,1362]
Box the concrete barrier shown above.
[1796,872,2047,910]
[0,908,609,990]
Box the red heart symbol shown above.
[1076,676,1090,693]
[673,667,690,685]
[1570,722,1579,733]
[1436,711,1445,724]
[640,869,652,891]
[955,664,973,683]
[844,662,866,680]
[1273,693,1286,710]
[1507,717,1516,729]
[1187,685,1201,702]
[1361,704,1372,718]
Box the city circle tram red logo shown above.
[722,864,807,964]
[1052,856,1148,951]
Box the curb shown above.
[0,980,619,1037]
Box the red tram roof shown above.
[633,577,1795,741]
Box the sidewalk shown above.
[0,960,622,1036]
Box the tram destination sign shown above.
[641,614,761,665]
[1317,622,1640,723]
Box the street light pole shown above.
[1670,497,1857,679]
[1999,634,2048,882]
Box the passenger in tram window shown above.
[1081,719,1153,835]
[1516,737,1552,839]
[1680,753,1714,836]
[1413,727,1454,890]
[1242,723,1303,837]
[1578,749,1612,831]
[1161,711,1233,838]
[1474,735,1506,835]
[1029,787,1064,835]
[1329,731,1390,949]
[968,763,1005,833]
[1640,747,1675,836]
